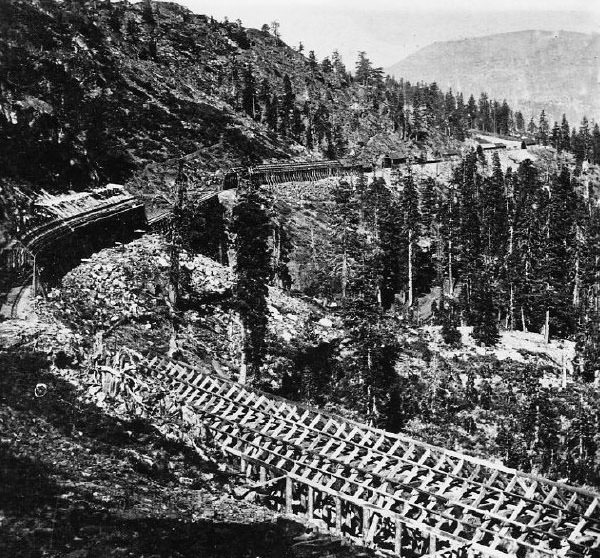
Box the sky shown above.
[167,1,600,68]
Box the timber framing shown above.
[97,349,600,558]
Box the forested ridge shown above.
[237,146,600,487]
[388,30,600,126]
[0,0,552,189]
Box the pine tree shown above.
[342,305,401,426]
[497,100,511,135]
[108,4,123,32]
[566,398,598,483]
[271,214,292,291]
[514,111,525,132]
[454,92,467,139]
[270,20,280,40]
[142,0,156,25]
[481,151,508,263]
[549,167,577,336]
[537,110,549,145]
[258,78,271,108]
[478,93,491,131]
[391,90,406,139]
[560,114,571,152]
[241,66,257,119]
[354,170,369,224]
[329,179,360,300]
[510,159,542,332]
[530,167,577,341]
[399,167,420,307]
[266,94,278,131]
[419,177,437,235]
[312,103,331,146]
[331,50,347,85]
[180,194,228,264]
[454,150,483,319]
[279,74,294,137]
[576,117,592,164]
[126,16,139,40]
[471,272,499,346]
[307,51,318,72]
[577,207,600,381]
[361,176,401,307]
[551,122,561,151]
[593,123,600,165]
[438,300,461,346]
[354,51,373,86]
[291,107,304,142]
[378,195,403,309]
[320,57,333,74]
[232,183,273,383]
[466,95,478,128]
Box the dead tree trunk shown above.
[168,161,186,357]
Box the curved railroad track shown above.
[9,279,31,319]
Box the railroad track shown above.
[0,276,33,320]
[22,198,144,255]
[10,281,30,319]
[102,351,600,558]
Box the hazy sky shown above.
[167,1,600,68]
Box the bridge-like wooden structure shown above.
[224,159,372,189]
[0,185,145,303]
[100,351,600,558]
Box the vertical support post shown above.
[240,455,246,474]
[259,466,267,483]
[394,519,403,556]
[307,486,314,520]
[335,497,342,534]
[31,253,37,297]
[362,508,371,546]
[429,533,437,554]
[285,476,293,515]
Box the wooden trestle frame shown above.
[224,160,369,189]
[101,351,600,558]
[21,197,144,255]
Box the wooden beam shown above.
[395,518,404,556]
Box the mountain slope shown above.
[0,0,293,190]
[387,30,600,124]
[1,0,465,197]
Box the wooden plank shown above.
[395,518,403,556]
[144,354,599,557]
[336,496,342,533]
[284,476,293,514]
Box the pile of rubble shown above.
[43,234,344,379]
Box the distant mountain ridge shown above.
[387,30,600,125]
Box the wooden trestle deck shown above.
[22,197,144,255]
[101,351,600,558]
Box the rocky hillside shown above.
[387,30,600,124]
[0,0,443,197]
[0,0,287,189]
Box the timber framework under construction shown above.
[92,348,600,558]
